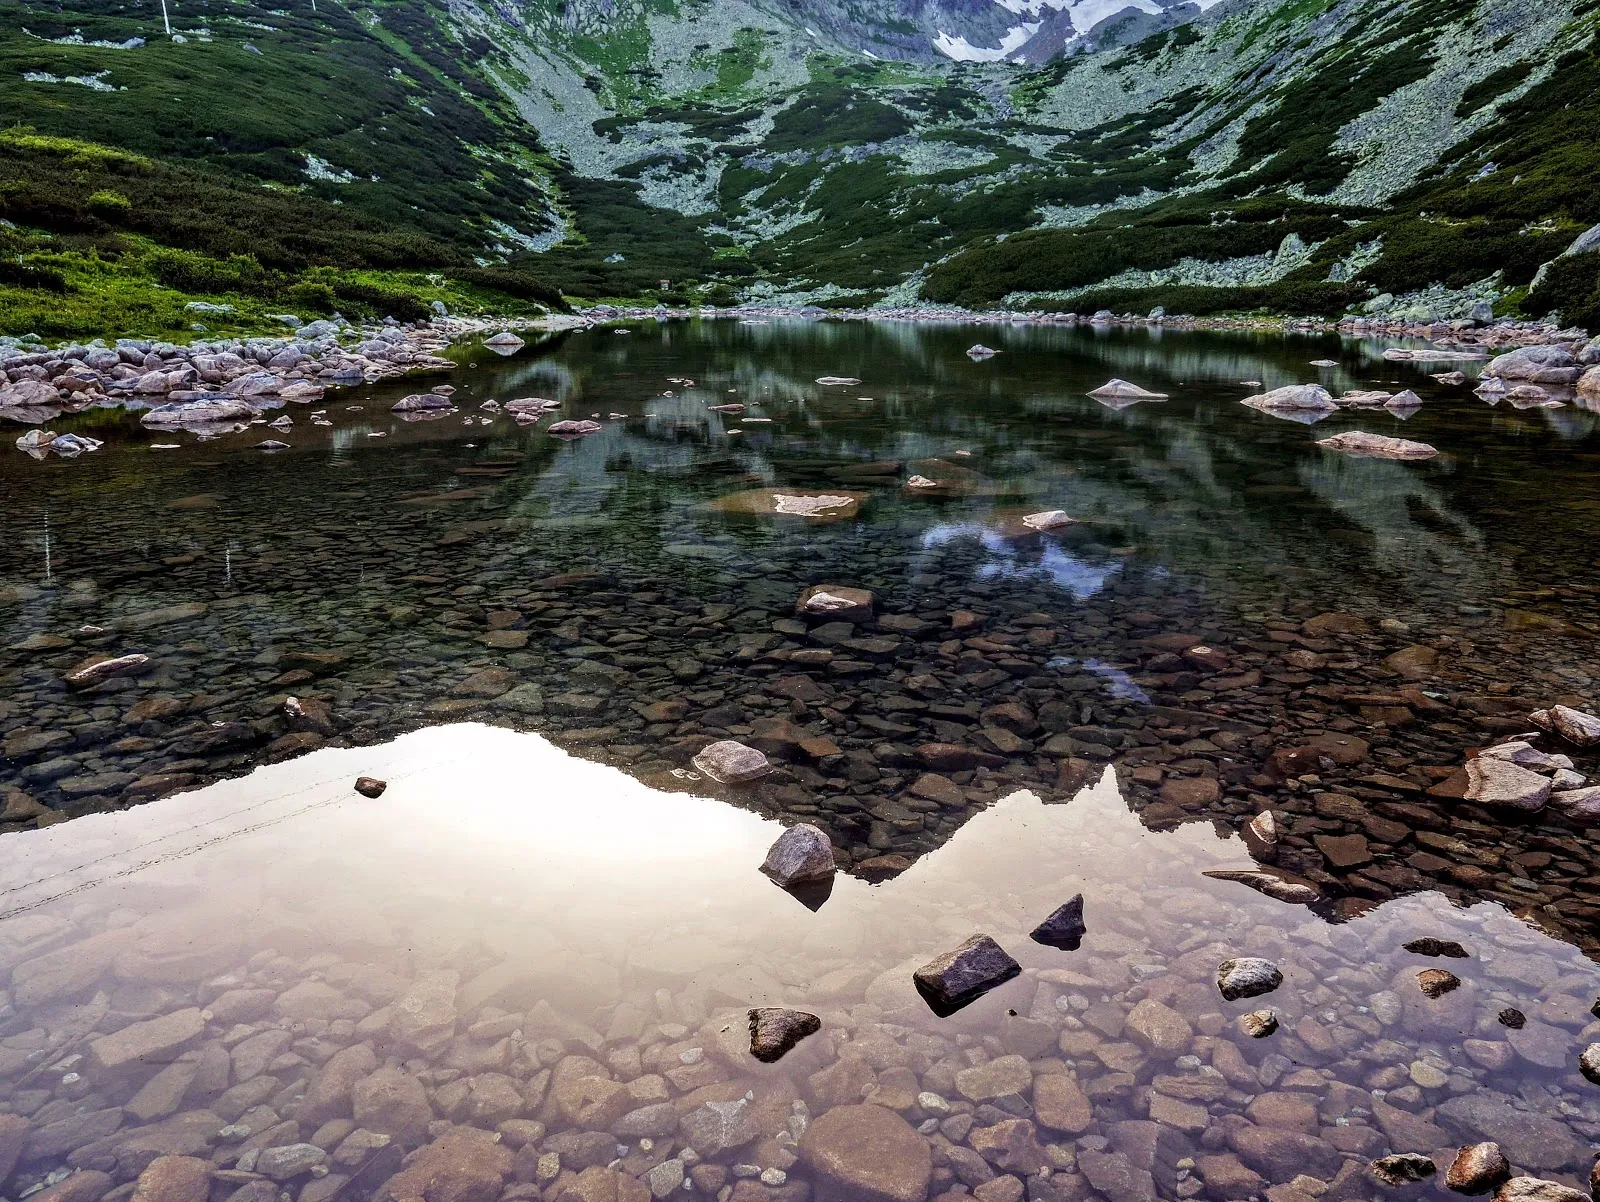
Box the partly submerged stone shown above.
[482,332,524,354]
[709,488,867,520]
[748,1007,821,1063]
[1492,1180,1588,1202]
[1030,894,1086,950]
[1088,378,1168,401]
[814,376,862,386]
[354,777,387,799]
[1020,510,1076,531]
[1403,937,1469,958]
[1370,1154,1438,1186]
[797,585,874,623]
[692,739,772,785]
[142,397,258,427]
[967,344,998,359]
[391,393,453,412]
[1579,1044,1600,1085]
[1465,757,1551,811]
[1217,957,1283,1001]
[1316,431,1440,460]
[1241,384,1337,412]
[759,823,836,886]
[1530,705,1600,748]
[913,934,1021,1014]
[1447,1144,1511,1196]
[547,419,602,438]
[1204,867,1320,905]
[65,653,151,689]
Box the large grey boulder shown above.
[759,823,835,885]
[913,934,1020,1014]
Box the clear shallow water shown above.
[0,725,1598,1202]
[2,320,1599,935]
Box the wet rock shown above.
[799,1104,931,1202]
[1077,1150,1154,1202]
[693,740,772,785]
[65,653,151,688]
[1437,1093,1585,1170]
[1317,432,1439,460]
[970,1119,1049,1174]
[353,1067,433,1140]
[1240,1010,1278,1038]
[392,393,453,412]
[88,1007,205,1073]
[797,586,874,623]
[955,1054,1031,1103]
[1241,384,1336,413]
[1491,1180,1588,1202]
[31,1173,114,1202]
[1580,1044,1600,1085]
[300,1043,379,1125]
[1446,1144,1511,1196]
[1530,706,1600,749]
[130,1157,211,1202]
[1088,379,1167,401]
[1498,1009,1526,1029]
[354,777,387,798]
[1033,1075,1092,1135]
[1124,999,1192,1058]
[375,1127,512,1202]
[1417,969,1461,999]
[1030,894,1086,950]
[1465,758,1552,811]
[1403,937,1468,958]
[1217,958,1282,1001]
[256,1144,328,1181]
[1230,1127,1342,1183]
[913,934,1021,1014]
[0,1114,29,1186]
[748,1007,820,1063]
[390,970,457,1056]
[759,823,835,886]
[1370,1155,1437,1186]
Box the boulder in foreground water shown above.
[1030,894,1086,950]
[749,1007,821,1062]
[799,1104,931,1202]
[913,933,1020,1013]
[1217,957,1283,1001]
[693,739,772,785]
[760,822,836,885]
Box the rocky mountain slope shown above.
[1,0,1596,334]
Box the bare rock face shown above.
[1446,1144,1511,1196]
[799,1104,932,1202]
[912,934,1021,1014]
[1217,958,1282,1002]
[1030,894,1086,950]
[1465,757,1551,811]
[748,1007,821,1063]
[693,740,773,785]
[759,823,836,886]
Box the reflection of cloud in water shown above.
[920,522,1121,600]
[1047,655,1149,702]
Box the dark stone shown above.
[1403,937,1469,959]
[354,777,387,799]
[1370,1154,1437,1186]
[749,1008,821,1063]
[1030,895,1086,951]
[914,934,1021,1016]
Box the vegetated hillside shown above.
[1,0,1597,336]
[0,0,568,335]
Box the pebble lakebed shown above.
[1,318,1600,1202]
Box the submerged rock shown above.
[710,488,866,520]
[1240,1010,1278,1039]
[799,1104,930,1202]
[913,933,1021,1013]
[692,739,772,784]
[1030,894,1086,950]
[1316,431,1440,460]
[65,653,150,688]
[748,1007,821,1063]
[797,585,874,623]
[1491,1180,1588,1202]
[759,823,836,885]
[1217,957,1283,1001]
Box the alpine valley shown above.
[3,0,1598,334]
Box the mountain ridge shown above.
[0,0,1597,336]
